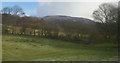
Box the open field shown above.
[2,34,118,61]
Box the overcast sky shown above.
[37,1,118,19]
[2,0,119,2]
[37,2,104,19]
[1,0,118,19]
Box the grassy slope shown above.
[0,25,1,62]
[2,34,118,61]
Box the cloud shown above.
[2,0,118,2]
[37,2,103,19]
[38,0,119,2]
[2,0,38,2]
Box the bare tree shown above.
[1,7,12,14]
[12,5,25,15]
[1,5,25,16]
[93,3,118,40]
[93,3,118,23]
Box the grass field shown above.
[2,34,118,61]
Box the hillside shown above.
[41,15,100,42]
[43,15,98,33]
[2,14,101,44]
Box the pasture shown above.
[2,34,118,61]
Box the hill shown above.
[2,14,101,44]
[43,15,98,33]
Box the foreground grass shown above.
[2,34,118,61]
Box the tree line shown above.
[1,5,25,16]
[1,3,118,44]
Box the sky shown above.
[1,0,119,2]
[37,2,103,19]
[1,0,118,19]
[2,2,38,16]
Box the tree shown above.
[1,5,25,16]
[93,3,118,40]
[93,3,118,23]
[1,7,12,14]
[1,5,26,34]
[12,5,25,16]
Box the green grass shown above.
[0,33,2,62]
[2,34,118,61]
